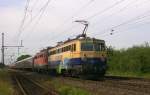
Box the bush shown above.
[107,43,150,76]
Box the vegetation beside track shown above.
[50,78,91,95]
[107,43,150,78]
[0,69,13,95]
[27,73,91,95]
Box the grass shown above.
[49,78,91,95]
[106,70,150,79]
[0,68,13,95]
[28,73,91,95]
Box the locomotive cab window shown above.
[100,43,105,51]
[81,42,105,51]
[81,43,93,51]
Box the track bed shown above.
[10,70,58,95]
[9,70,150,95]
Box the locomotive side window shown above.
[73,44,76,51]
[49,43,76,55]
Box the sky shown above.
[0,0,150,64]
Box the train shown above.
[13,21,107,79]
[13,36,107,79]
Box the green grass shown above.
[51,79,91,95]
[0,69,13,95]
[106,70,150,79]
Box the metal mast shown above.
[1,33,24,65]
[1,33,4,66]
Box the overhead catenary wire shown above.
[111,10,150,29]
[88,0,150,38]
[38,0,96,44]
[22,0,51,32]
[17,0,30,39]
[33,0,150,43]
[85,0,126,20]
[52,0,95,33]
[91,0,139,27]
[19,0,52,40]
[42,23,79,44]
[27,0,40,21]
[29,0,51,30]
[17,0,150,52]
[30,0,40,12]
[103,20,150,40]
[46,0,135,43]
[27,0,126,45]
[91,11,150,38]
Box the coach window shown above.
[61,48,63,53]
[52,51,54,55]
[71,44,73,51]
[64,47,65,52]
[57,49,59,53]
[69,45,71,51]
[50,51,52,55]
[62,47,64,52]
[66,46,68,51]
[59,48,62,53]
[49,51,51,55]
[67,46,69,51]
[73,44,76,51]
[59,48,61,53]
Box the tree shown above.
[17,54,31,61]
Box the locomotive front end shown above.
[79,38,107,78]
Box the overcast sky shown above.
[0,0,150,64]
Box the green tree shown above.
[107,43,150,76]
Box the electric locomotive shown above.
[48,20,107,78]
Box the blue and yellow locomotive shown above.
[48,36,107,78]
[48,20,107,78]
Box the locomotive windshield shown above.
[81,42,105,51]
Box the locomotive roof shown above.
[49,37,105,50]
[34,49,47,57]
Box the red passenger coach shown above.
[33,49,48,71]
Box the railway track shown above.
[59,76,150,95]
[9,69,150,95]
[11,71,58,95]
